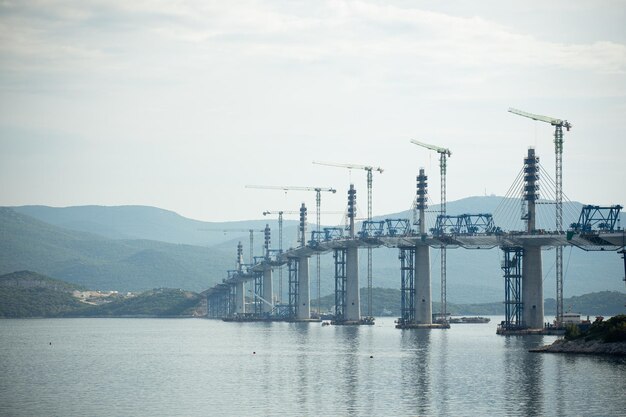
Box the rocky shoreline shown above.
[531,338,626,356]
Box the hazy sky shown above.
[1,1,625,223]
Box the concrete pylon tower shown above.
[296,203,310,320]
[345,184,361,322]
[262,224,273,313]
[414,169,432,324]
[235,280,245,315]
[235,242,245,315]
[522,148,544,329]
[236,241,244,271]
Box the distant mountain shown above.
[11,205,293,247]
[11,197,587,248]
[545,291,626,316]
[0,208,231,292]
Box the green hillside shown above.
[64,288,202,317]
[0,208,231,292]
[0,270,85,291]
[545,291,626,316]
[314,288,626,317]
[0,271,85,317]
[1,270,622,318]
[0,271,204,318]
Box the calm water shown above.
[1,317,624,417]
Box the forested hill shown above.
[0,271,86,317]
[0,208,230,292]
[0,271,203,318]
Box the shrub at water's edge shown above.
[565,315,626,343]
[534,315,626,356]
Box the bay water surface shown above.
[1,317,624,416]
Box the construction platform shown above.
[332,317,375,326]
[395,322,450,329]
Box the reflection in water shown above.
[2,319,625,417]
[553,352,566,417]
[359,326,376,414]
[400,330,432,415]
[503,336,545,417]
[337,326,360,417]
[438,330,450,417]
[294,323,311,411]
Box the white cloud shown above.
[0,0,624,220]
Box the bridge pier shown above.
[296,256,311,320]
[262,266,273,314]
[414,245,432,324]
[344,245,361,322]
[235,281,245,316]
[522,246,543,329]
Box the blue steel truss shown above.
[433,213,496,236]
[324,227,344,240]
[311,227,346,245]
[501,247,524,330]
[309,230,324,246]
[570,205,622,233]
[334,248,347,321]
[253,271,263,315]
[359,220,385,238]
[287,258,299,320]
[386,219,412,236]
[398,247,415,325]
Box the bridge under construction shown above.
[205,109,624,334]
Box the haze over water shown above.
[1,317,624,416]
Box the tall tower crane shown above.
[410,139,452,324]
[508,107,572,327]
[312,161,384,318]
[246,185,337,314]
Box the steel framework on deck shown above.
[287,258,299,320]
[398,247,416,325]
[501,247,524,330]
[334,248,347,321]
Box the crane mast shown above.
[312,161,384,318]
[410,139,452,324]
[508,107,571,327]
